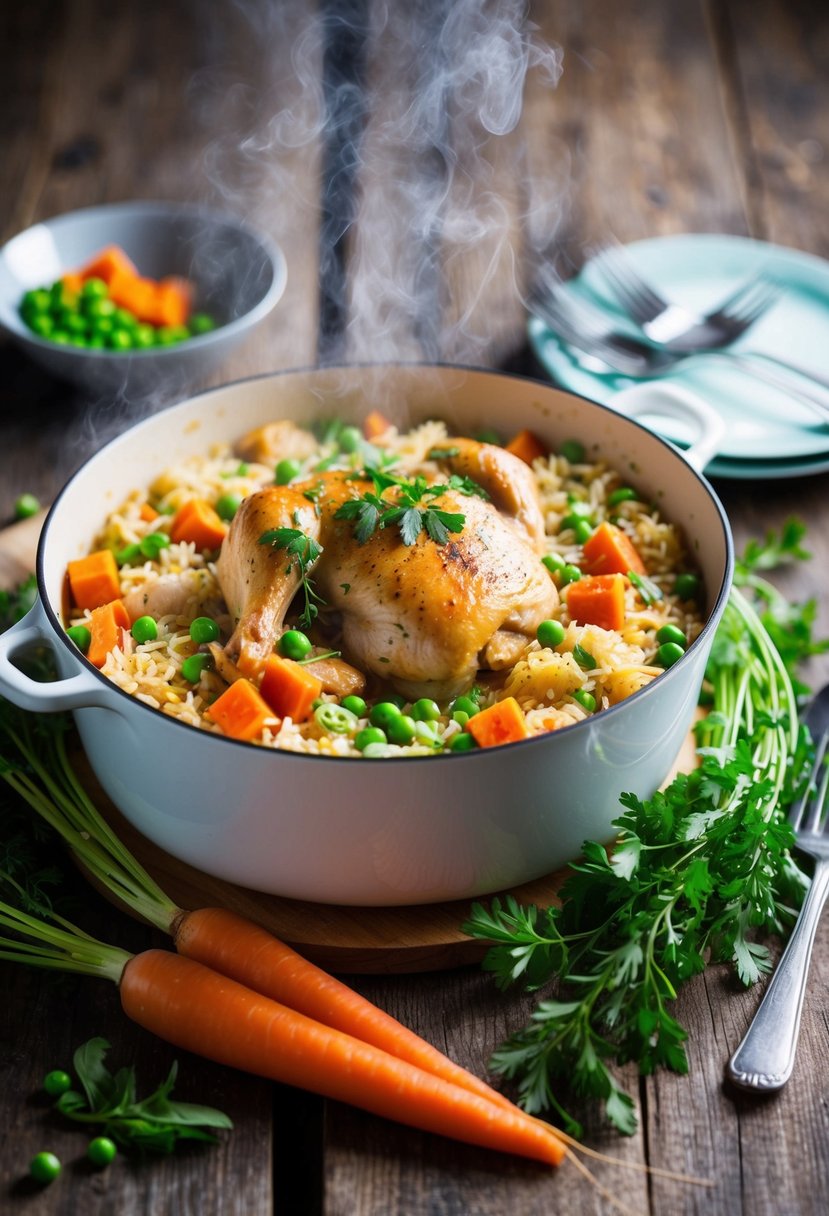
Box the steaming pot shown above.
[0,366,733,906]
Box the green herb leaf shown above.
[55,1039,232,1154]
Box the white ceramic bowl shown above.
[0,201,286,397]
[0,366,733,905]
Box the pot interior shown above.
[40,365,732,629]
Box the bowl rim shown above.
[36,361,735,763]
[0,199,287,358]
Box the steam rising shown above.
[198,0,563,367]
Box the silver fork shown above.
[727,683,829,1091]
[528,275,829,417]
[589,242,780,352]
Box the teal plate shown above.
[528,233,829,479]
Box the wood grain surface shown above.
[1,2,828,1214]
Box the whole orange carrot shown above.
[121,949,566,1167]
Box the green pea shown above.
[140,532,171,559]
[29,314,55,338]
[51,330,71,345]
[542,553,565,575]
[573,689,596,712]
[155,325,179,346]
[91,315,115,337]
[452,710,469,728]
[607,486,638,507]
[116,542,142,566]
[21,288,52,315]
[131,616,158,644]
[559,564,582,586]
[355,725,387,750]
[411,697,441,722]
[573,519,593,544]
[657,642,685,668]
[275,458,301,485]
[181,653,212,682]
[165,325,190,343]
[43,1069,72,1096]
[81,277,109,301]
[87,1137,117,1168]
[190,616,220,645]
[85,296,116,320]
[559,439,585,464]
[279,630,312,660]
[369,700,402,730]
[338,425,362,454]
[341,694,368,717]
[314,703,359,734]
[451,695,479,719]
[65,312,88,336]
[674,572,700,601]
[87,336,106,349]
[537,619,566,648]
[66,625,92,654]
[215,492,242,521]
[189,312,216,335]
[235,461,249,476]
[450,731,477,752]
[113,307,138,331]
[656,623,686,648]
[133,324,156,349]
[386,714,416,745]
[14,492,40,520]
[30,1152,61,1185]
[108,328,133,351]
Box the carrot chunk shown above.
[74,244,139,286]
[566,573,627,631]
[86,599,130,668]
[60,271,84,295]
[259,654,323,723]
[153,276,193,327]
[139,502,159,523]
[467,696,529,748]
[207,678,277,742]
[582,520,647,576]
[363,410,392,439]
[170,500,228,550]
[504,428,547,466]
[108,269,159,323]
[67,549,121,611]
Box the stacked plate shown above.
[528,234,829,479]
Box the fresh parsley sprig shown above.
[335,468,487,548]
[463,522,824,1137]
[257,526,324,630]
[54,1038,232,1154]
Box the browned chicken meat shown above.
[217,439,558,700]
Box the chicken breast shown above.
[217,442,558,699]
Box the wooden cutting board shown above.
[1,513,697,973]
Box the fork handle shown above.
[727,858,829,1091]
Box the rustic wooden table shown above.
[1,2,828,1213]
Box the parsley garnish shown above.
[463,522,825,1138]
[335,468,486,547]
[54,1038,232,1154]
[257,526,324,630]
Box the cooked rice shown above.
[69,420,705,756]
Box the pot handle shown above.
[611,382,726,474]
[0,598,118,712]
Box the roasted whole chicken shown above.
[217,438,558,700]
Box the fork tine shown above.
[791,728,829,834]
[801,730,829,836]
[591,246,665,319]
[726,280,780,329]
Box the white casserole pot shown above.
[0,366,733,905]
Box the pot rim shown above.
[36,360,735,763]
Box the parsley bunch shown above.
[463,521,824,1136]
[335,467,487,547]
